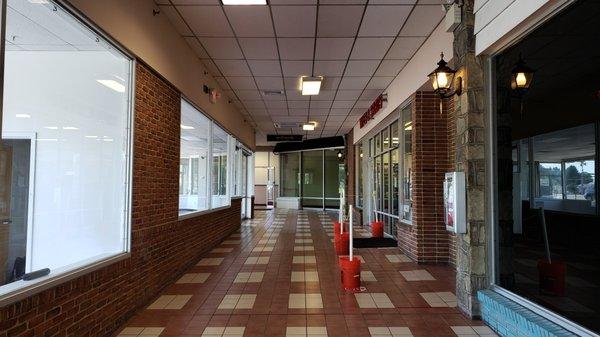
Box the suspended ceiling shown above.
[155,0,446,145]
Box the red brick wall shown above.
[396,92,454,264]
[0,63,241,337]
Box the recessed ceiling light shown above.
[181,124,195,130]
[97,79,125,93]
[222,0,267,5]
[302,122,316,131]
[301,76,323,96]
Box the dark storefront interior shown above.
[495,0,600,332]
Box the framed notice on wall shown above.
[444,172,466,234]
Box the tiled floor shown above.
[117,209,491,337]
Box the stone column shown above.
[451,0,488,318]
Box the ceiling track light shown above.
[221,0,267,5]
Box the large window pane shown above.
[180,100,210,215]
[212,125,229,208]
[280,152,300,197]
[402,106,413,221]
[1,0,132,287]
[391,148,399,216]
[302,150,323,208]
[356,144,363,207]
[382,152,390,213]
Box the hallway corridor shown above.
[116,210,492,337]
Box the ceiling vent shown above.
[262,90,284,96]
[274,122,300,129]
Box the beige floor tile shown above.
[371,293,394,308]
[361,271,376,282]
[245,256,270,265]
[292,256,316,264]
[118,327,165,337]
[295,239,313,244]
[211,247,233,253]
[305,293,323,308]
[234,272,264,283]
[385,254,411,263]
[197,257,224,266]
[288,294,305,309]
[148,295,191,310]
[176,273,210,284]
[355,293,376,308]
[294,246,314,251]
[399,270,435,281]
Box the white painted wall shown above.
[353,23,453,144]
[2,51,131,272]
[474,0,570,55]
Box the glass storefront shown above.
[279,148,345,210]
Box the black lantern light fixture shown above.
[337,150,344,160]
[510,54,535,96]
[429,52,462,99]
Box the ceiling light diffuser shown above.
[302,123,316,131]
[301,76,323,96]
[222,0,267,5]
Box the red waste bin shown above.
[538,259,566,296]
[335,232,350,255]
[339,256,361,291]
[371,221,383,238]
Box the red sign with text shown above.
[359,94,387,128]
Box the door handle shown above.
[1,219,11,225]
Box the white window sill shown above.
[0,252,130,308]
[178,205,232,221]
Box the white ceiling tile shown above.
[327,115,347,122]
[269,109,289,115]
[366,76,395,89]
[270,0,316,3]
[238,38,278,59]
[286,90,310,101]
[314,60,346,76]
[315,38,354,60]
[214,60,251,76]
[350,37,394,59]
[278,38,314,60]
[214,77,231,90]
[184,37,209,58]
[317,6,364,37]
[288,109,309,116]
[375,59,408,76]
[309,108,330,115]
[312,90,336,101]
[288,101,309,108]
[339,76,370,90]
[322,77,341,90]
[344,60,379,76]
[330,108,350,115]
[169,0,220,4]
[319,0,366,4]
[248,60,282,76]
[284,77,302,91]
[159,5,192,36]
[281,60,312,77]
[244,100,266,109]
[369,0,416,3]
[178,6,232,36]
[358,5,411,37]
[354,100,373,108]
[360,89,383,101]
[202,59,223,76]
[262,92,286,101]
[272,6,317,37]
[236,90,262,100]
[399,5,444,36]
[223,6,274,37]
[335,90,362,100]
[227,77,257,90]
[351,107,364,115]
[386,37,426,59]
[265,101,287,109]
[309,101,332,109]
[255,77,284,90]
[198,38,243,59]
[332,100,355,108]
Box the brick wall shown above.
[0,63,242,337]
[397,91,454,264]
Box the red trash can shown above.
[538,260,566,296]
[339,256,361,291]
[371,221,384,238]
[335,232,350,255]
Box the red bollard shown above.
[339,256,361,291]
[371,221,384,238]
[335,232,350,255]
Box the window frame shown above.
[0,0,136,307]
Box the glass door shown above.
[324,149,343,208]
[301,150,324,209]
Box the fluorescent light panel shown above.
[301,77,322,96]
[302,123,316,131]
[222,0,267,4]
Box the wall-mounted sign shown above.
[267,134,303,142]
[444,172,466,234]
[359,93,387,128]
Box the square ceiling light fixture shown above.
[301,76,323,96]
[222,0,267,5]
[302,122,316,131]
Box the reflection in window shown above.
[1,0,132,290]
[280,152,300,197]
[212,125,230,208]
[179,101,210,215]
[356,144,363,208]
[402,106,413,222]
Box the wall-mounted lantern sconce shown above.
[510,54,535,96]
[429,52,462,99]
[337,150,344,160]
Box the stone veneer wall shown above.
[0,63,242,337]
